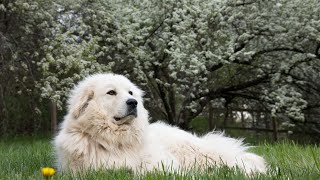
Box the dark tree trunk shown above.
[264,113,270,137]
[157,82,175,125]
[223,106,229,128]
[241,111,245,127]
[251,112,255,128]
[0,85,7,135]
[168,89,176,124]
[178,111,191,130]
[265,113,270,129]
[208,104,214,130]
[177,98,210,131]
[50,100,57,134]
[272,117,278,141]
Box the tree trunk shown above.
[272,117,278,141]
[251,112,255,128]
[178,111,191,130]
[168,87,177,124]
[208,104,214,130]
[50,100,57,134]
[0,85,7,135]
[241,111,245,127]
[256,111,261,134]
[264,113,270,137]
[156,82,175,125]
[265,113,270,129]
[223,106,229,128]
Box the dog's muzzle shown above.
[114,98,138,122]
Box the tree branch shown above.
[229,1,256,7]
[212,74,269,95]
[315,43,320,58]
[252,47,305,59]
[192,74,270,102]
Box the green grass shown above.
[0,136,319,179]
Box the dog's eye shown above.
[107,90,117,96]
[129,91,133,95]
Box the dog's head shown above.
[65,73,149,137]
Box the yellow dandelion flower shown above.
[41,167,55,177]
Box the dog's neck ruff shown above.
[65,115,146,155]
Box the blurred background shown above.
[1,0,320,143]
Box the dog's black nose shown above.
[126,99,138,108]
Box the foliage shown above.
[0,0,57,135]
[1,0,320,135]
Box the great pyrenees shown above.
[54,73,267,174]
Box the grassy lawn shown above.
[0,136,319,179]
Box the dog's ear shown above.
[71,89,94,119]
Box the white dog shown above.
[54,73,267,174]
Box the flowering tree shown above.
[38,0,320,130]
[36,0,119,108]
[2,0,320,135]
[216,0,320,130]
[0,0,57,134]
[111,0,320,129]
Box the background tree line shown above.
[1,0,320,142]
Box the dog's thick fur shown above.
[54,73,267,174]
